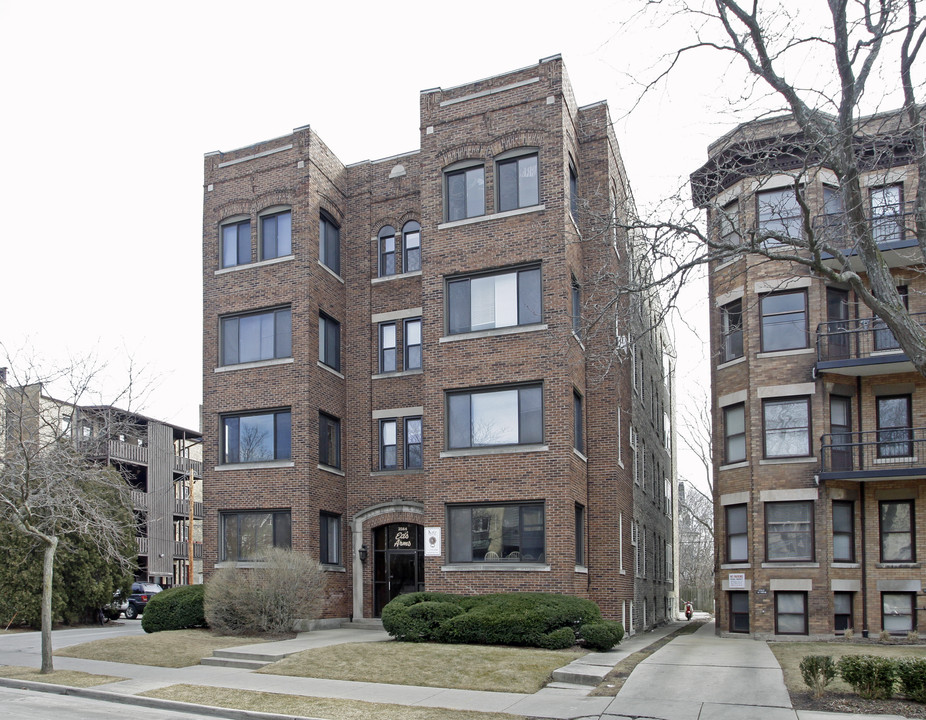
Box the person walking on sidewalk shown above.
[684,601,693,621]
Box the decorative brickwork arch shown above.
[350,500,424,619]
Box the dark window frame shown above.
[221,218,251,268]
[319,211,341,275]
[405,416,423,469]
[379,419,397,470]
[760,290,808,352]
[775,591,808,635]
[259,208,292,261]
[571,275,582,338]
[876,394,913,458]
[725,503,748,563]
[319,312,341,372]
[833,500,855,563]
[445,164,485,222]
[879,499,915,563]
[378,226,396,277]
[402,221,421,273]
[834,591,853,633]
[762,396,812,459]
[220,509,291,562]
[447,265,542,335]
[404,318,422,370]
[721,299,744,362]
[379,322,397,373]
[319,412,341,469]
[447,502,545,563]
[882,591,915,634]
[573,389,584,454]
[757,186,802,242]
[221,409,291,464]
[765,500,815,562]
[575,503,586,566]
[220,306,292,366]
[496,151,539,212]
[319,511,341,566]
[446,383,543,450]
[729,591,749,633]
[569,165,578,223]
[723,402,746,464]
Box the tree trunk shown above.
[40,535,58,674]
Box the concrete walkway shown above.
[0,618,907,720]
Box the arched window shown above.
[403,221,421,273]
[378,226,396,277]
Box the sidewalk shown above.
[0,618,908,720]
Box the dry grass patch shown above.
[54,629,268,668]
[259,641,584,693]
[145,684,527,720]
[0,665,125,687]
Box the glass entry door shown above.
[373,523,424,616]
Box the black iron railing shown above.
[813,203,919,252]
[820,428,926,477]
[816,312,926,363]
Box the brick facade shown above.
[202,56,675,630]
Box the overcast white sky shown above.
[1,1,764,484]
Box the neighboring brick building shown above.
[694,111,926,638]
[201,56,676,629]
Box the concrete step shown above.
[211,648,291,663]
[545,681,595,691]
[551,663,612,686]
[341,618,384,630]
[200,656,270,670]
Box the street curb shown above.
[0,676,325,720]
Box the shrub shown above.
[843,628,854,640]
[539,627,577,650]
[141,584,205,633]
[580,621,624,652]
[908,631,919,642]
[897,657,926,703]
[837,654,898,700]
[204,548,326,635]
[799,655,836,698]
[380,592,463,641]
[879,630,892,642]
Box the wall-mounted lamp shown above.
[158,553,165,558]
[358,544,368,563]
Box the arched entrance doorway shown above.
[373,523,424,616]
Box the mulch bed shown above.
[790,690,926,719]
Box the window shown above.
[320,512,341,565]
[829,395,853,471]
[380,420,397,469]
[319,313,341,371]
[757,187,801,241]
[379,226,396,277]
[403,221,421,273]
[448,503,544,562]
[571,275,582,338]
[775,591,808,635]
[319,212,340,275]
[877,395,912,458]
[575,504,586,565]
[879,499,914,562]
[833,501,855,562]
[405,318,422,370]
[497,153,538,212]
[718,200,739,245]
[319,413,340,469]
[569,165,578,222]
[379,323,396,373]
[448,266,541,334]
[760,291,807,351]
[405,417,422,468]
[448,384,542,449]
[730,591,749,633]
[871,184,903,244]
[766,501,814,561]
[763,396,811,458]
[222,410,291,464]
[882,592,915,634]
[220,510,291,561]
[222,219,250,268]
[723,403,746,464]
[826,287,850,360]
[573,390,584,454]
[873,285,908,350]
[446,165,485,221]
[260,210,291,260]
[726,504,748,563]
[721,299,743,362]
[221,307,291,366]
[834,592,853,633]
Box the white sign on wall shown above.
[424,527,441,557]
[728,573,746,589]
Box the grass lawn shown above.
[144,684,528,720]
[0,665,125,687]
[54,629,267,668]
[258,641,585,693]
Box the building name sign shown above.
[390,525,414,549]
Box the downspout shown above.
[857,373,868,637]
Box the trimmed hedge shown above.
[897,657,926,703]
[382,591,607,650]
[837,655,898,700]
[141,584,206,633]
[580,621,625,651]
[799,655,837,698]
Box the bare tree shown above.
[0,351,137,673]
[582,0,926,377]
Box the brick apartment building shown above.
[0,370,204,587]
[201,56,676,629]
[695,111,926,638]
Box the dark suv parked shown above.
[124,582,163,619]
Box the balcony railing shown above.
[137,536,149,555]
[109,440,149,465]
[815,312,926,373]
[173,541,202,559]
[131,489,148,510]
[819,428,926,481]
[173,456,203,477]
[174,498,204,518]
[814,203,919,254]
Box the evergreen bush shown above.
[837,655,898,700]
[897,657,926,703]
[141,584,205,633]
[580,621,625,651]
[799,655,836,698]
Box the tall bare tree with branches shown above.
[0,352,137,673]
